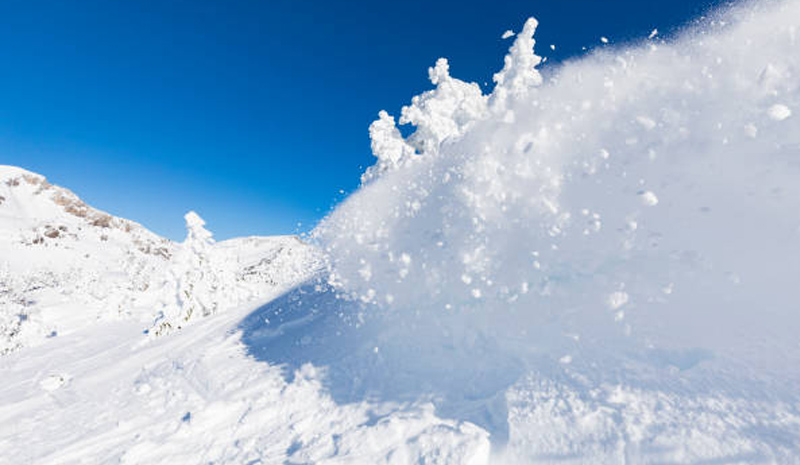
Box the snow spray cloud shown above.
[315,1,800,367]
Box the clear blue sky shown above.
[0,0,724,240]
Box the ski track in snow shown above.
[3,0,800,463]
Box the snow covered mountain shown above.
[0,165,320,353]
[3,0,800,462]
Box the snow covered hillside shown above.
[0,165,319,352]
[0,166,486,464]
[4,0,800,463]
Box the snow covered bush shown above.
[0,267,56,355]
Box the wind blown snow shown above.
[313,0,800,461]
[3,0,800,463]
[319,0,800,365]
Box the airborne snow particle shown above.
[134,383,152,395]
[767,104,792,121]
[502,30,515,40]
[607,291,630,310]
[601,37,609,44]
[636,116,657,130]
[358,263,372,281]
[40,374,70,391]
[639,191,659,206]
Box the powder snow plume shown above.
[306,0,800,459]
[5,1,800,463]
[317,0,800,355]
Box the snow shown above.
[491,18,543,109]
[315,0,800,461]
[606,291,629,310]
[1,303,489,464]
[638,190,659,206]
[767,103,792,121]
[4,0,800,462]
[0,167,320,351]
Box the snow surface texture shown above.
[4,0,800,463]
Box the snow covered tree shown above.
[178,211,218,320]
[153,211,221,335]
[362,21,544,184]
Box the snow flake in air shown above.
[767,104,792,121]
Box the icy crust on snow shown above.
[312,0,800,461]
[0,168,321,352]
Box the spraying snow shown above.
[305,0,800,460]
[4,0,800,463]
[318,0,800,367]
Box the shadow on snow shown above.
[237,279,524,445]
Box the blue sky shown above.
[0,0,724,240]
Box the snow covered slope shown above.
[0,168,484,465]
[0,165,319,352]
[4,0,800,462]
[0,286,489,464]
